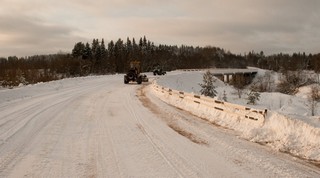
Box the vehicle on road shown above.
[153,66,166,75]
[124,60,148,84]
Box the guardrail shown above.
[152,82,266,127]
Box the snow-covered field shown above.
[0,71,319,177]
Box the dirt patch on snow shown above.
[136,85,162,116]
[167,123,208,146]
[137,85,208,146]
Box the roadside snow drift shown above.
[153,70,320,162]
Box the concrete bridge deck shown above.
[181,68,258,84]
[208,68,258,75]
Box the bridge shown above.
[210,69,258,84]
[181,68,258,84]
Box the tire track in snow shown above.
[136,85,218,177]
[123,90,184,178]
[95,92,123,178]
[0,96,75,177]
[125,84,213,177]
[0,78,113,177]
[0,84,102,144]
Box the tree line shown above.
[1,36,319,87]
[245,51,320,73]
[0,36,246,87]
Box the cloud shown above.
[0,14,87,57]
[0,0,320,57]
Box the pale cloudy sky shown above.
[0,0,319,57]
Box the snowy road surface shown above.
[0,75,319,177]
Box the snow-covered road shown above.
[0,75,319,177]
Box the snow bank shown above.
[153,70,320,162]
[248,112,320,161]
[0,75,112,105]
[151,83,265,131]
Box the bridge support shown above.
[214,71,257,84]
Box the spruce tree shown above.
[247,90,260,105]
[100,39,107,59]
[83,43,92,60]
[223,90,227,101]
[91,39,99,56]
[199,70,217,98]
[72,42,85,58]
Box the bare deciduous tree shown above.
[277,71,310,95]
[251,71,275,92]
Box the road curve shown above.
[0,75,319,177]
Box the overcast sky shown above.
[1,0,319,57]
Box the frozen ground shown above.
[0,72,319,177]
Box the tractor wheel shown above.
[137,76,142,84]
[124,76,129,84]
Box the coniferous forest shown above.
[0,36,320,87]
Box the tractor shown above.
[124,60,148,84]
[153,65,166,75]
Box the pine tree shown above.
[126,37,132,59]
[100,39,106,56]
[115,39,124,72]
[143,36,147,47]
[83,43,92,60]
[99,39,108,73]
[107,40,116,73]
[139,37,143,51]
[247,90,260,105]
[223,90,227,101]
[199,70,217,98]
[72,42,85,58]
[91,39,99,57]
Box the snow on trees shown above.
[247,90,260,105]
[199,70,217,98]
